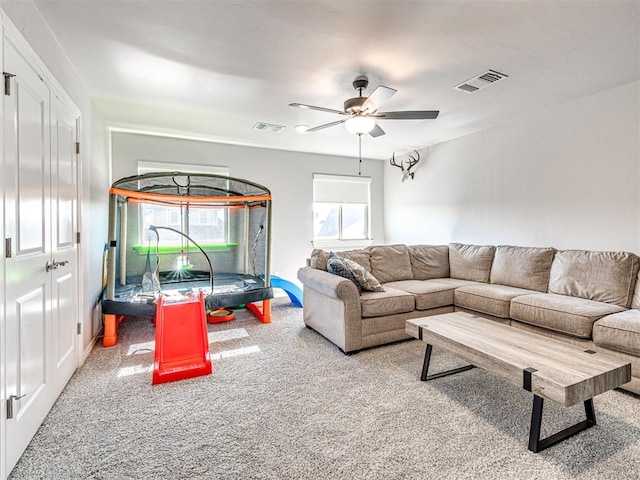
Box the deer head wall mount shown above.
[390,150,420,182]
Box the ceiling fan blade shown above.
[369,123,385,138]
[305,119,347,132]
[289,103,347,115]
[374,110,440,120]
[361,85,397,114]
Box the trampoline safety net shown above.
[102,172,273,319]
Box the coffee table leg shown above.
[528,395,597,453]
[421,344,433,381]
[421,343,475,382]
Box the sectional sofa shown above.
[297,243,640,395]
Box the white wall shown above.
[0,1,110,356]
[385,81,640,254]
[111,132,385,284]
[85,107,110,348]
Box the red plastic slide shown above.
[152,291,212,385]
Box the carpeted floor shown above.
[9,297,640,479]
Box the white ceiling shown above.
[34,0,640,160]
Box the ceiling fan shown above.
[289,75,439,137]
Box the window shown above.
[313,174,371,243]
[137,161,229,248]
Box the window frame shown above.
[312,173,372,248]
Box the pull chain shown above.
[358,134,362,176]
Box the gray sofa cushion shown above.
[593,310,640,356]
[548,249,639,308]
[449,243,495,283]
[432,278,483,288]
[489,245,555,292]
[455,284,539,319]
[384,279,455,310]
[309,249,329,271]
[631,270,640,309]
[408,245,450,280]
[338,249,372,272]
[360,287,415,318]
[368,245,413,284]
[510,293,626,339]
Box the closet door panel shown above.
[53,111,75,249]
[3,40,53,476]
[50,96,79,396]
[14,61,47,255]
[13,286,48,407]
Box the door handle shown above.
[6,394,26,420]
[46,259,69,271]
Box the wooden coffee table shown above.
[406,312,631,452]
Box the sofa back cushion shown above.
[309,248,371,273]
[548,250,640,308]
[368,244,413,284]
[309,249,329,271]
[490,245,555,292]
[337,248,371,272]
[449,243,495,283]
[631,270,640,309]
[408,245,450,280]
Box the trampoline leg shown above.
[103,314,125,347]
[103,314,118,347]
[262,299,271,323]
[247,299,271,324]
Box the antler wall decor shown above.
[389,150,420,182]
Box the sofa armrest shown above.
[297,266,363,352]
[297,266,359,303]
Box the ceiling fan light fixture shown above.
[290,75,438,137]
[345,115,376,135]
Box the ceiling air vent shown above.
[455,69,508,93]
[253,122,285,133]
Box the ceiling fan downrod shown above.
[346,76,370,113]
[353,75,369,97]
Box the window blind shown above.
[313,173,371,204]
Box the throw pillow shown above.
[342,257,384,292]
[327,255,361,293]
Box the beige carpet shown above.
[9,297,640,479]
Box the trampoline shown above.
[101,172,273,347]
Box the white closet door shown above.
[50,95,79,397]
[3,40,54,475]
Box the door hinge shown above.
[77,322,82,335]
[6,394,25,420]
[76,231,81,244]
[76,142,80,154]
[5,238,12,258]
[3,72,15,96]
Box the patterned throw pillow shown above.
[342,258,384,292]
[327,255,361,293]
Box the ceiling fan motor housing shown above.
[344,97,367,114]
[352,75,369,92]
